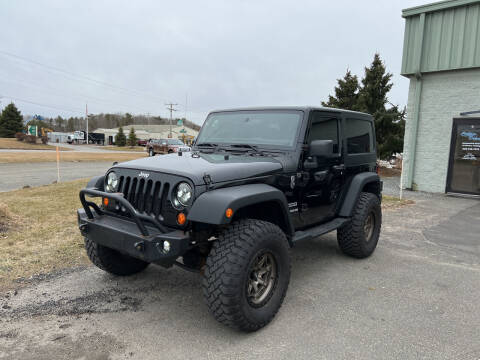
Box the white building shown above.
[94,124,199,145]
[401,0,480,196]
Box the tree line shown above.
[26,112,201,133]
[0,104,201,139]
[322,53,405,159]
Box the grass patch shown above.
[0,180,91,291]
[103,145,146,152]
[382,195,415,210]
[378,167,401,178]
[0,138,71,151]
[0,151,147,164]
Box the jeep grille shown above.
[117,175,170,217]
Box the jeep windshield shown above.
[195,110,302,150]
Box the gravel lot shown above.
[0,192,479,359]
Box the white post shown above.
[56,145,60,182]
[85,103,88,144]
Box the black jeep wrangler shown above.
[77,107,382,332]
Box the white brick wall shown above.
[401,68,480,193]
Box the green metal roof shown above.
[402,0,480,17]
[401,0,480,76]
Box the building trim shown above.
[402,0,480,18]
[404,13,426,189]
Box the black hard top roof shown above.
[208,106,372,118]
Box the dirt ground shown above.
[0,138,71,151]
[0,192,479,359]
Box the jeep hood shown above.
[113,152,283,185]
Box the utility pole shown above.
[165,103,177,138]
[85,103,89,144]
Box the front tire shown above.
[85,238,149,276]
[203,219,291,332]
[337,192,382,258]
[149,149,155,157]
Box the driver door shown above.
[299,112,345,227]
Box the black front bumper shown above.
[78,188,190,265]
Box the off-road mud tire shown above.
[85,237,149,276]
[203,219,291,332]
[337,192,382,258]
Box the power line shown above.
[0,49,170,104]
[0,76,154,114]
[1,94,84,114]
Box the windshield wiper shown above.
[194,142,219,153]
[195,142,218,148]
[224,144,265,155]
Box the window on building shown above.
[308,115,339,153]
[346,118,373,154]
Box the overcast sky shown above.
[0,0,425,125]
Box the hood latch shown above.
[203,173,213,189]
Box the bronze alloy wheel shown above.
[247,252,277,307]
[364,212,375,242]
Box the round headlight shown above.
[175,182,193,207]
[106,171,118,192]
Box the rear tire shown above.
[337,192,381,258]
[85,238,149,276]
[203,219,291,332]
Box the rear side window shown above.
[345,118,373,154]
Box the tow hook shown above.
[134,241,145,252]
[79,223,88,236]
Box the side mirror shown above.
[303,140,334,169]
[309,140,334,157]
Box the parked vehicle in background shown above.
[88,133,105,145]
[137,139,149,146]
[146,138,191,156]
[67,131,85,144]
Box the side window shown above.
[345,118,373,154]
[308,116,339,153]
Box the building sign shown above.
[459,129,480,161]
[27,125,37,136]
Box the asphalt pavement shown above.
[0,162,113,192]
[0,191,479,359]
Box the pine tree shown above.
[0,103,24,138]
[116,126,126,146]
[124,113,133,126]
[357,54,404,159]
[127,127,137,147]
[321,70,360,110]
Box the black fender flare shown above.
[187,184,294,236]
[86,175,105,190]
[338,172,381,217]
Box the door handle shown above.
[331,164,345,174]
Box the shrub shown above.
[15,132,25,141]
[24,135,37,144]
[41,136,48,144]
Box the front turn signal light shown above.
[103,197,109,207]
[225,208,233,218]
[177,212,186,225]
